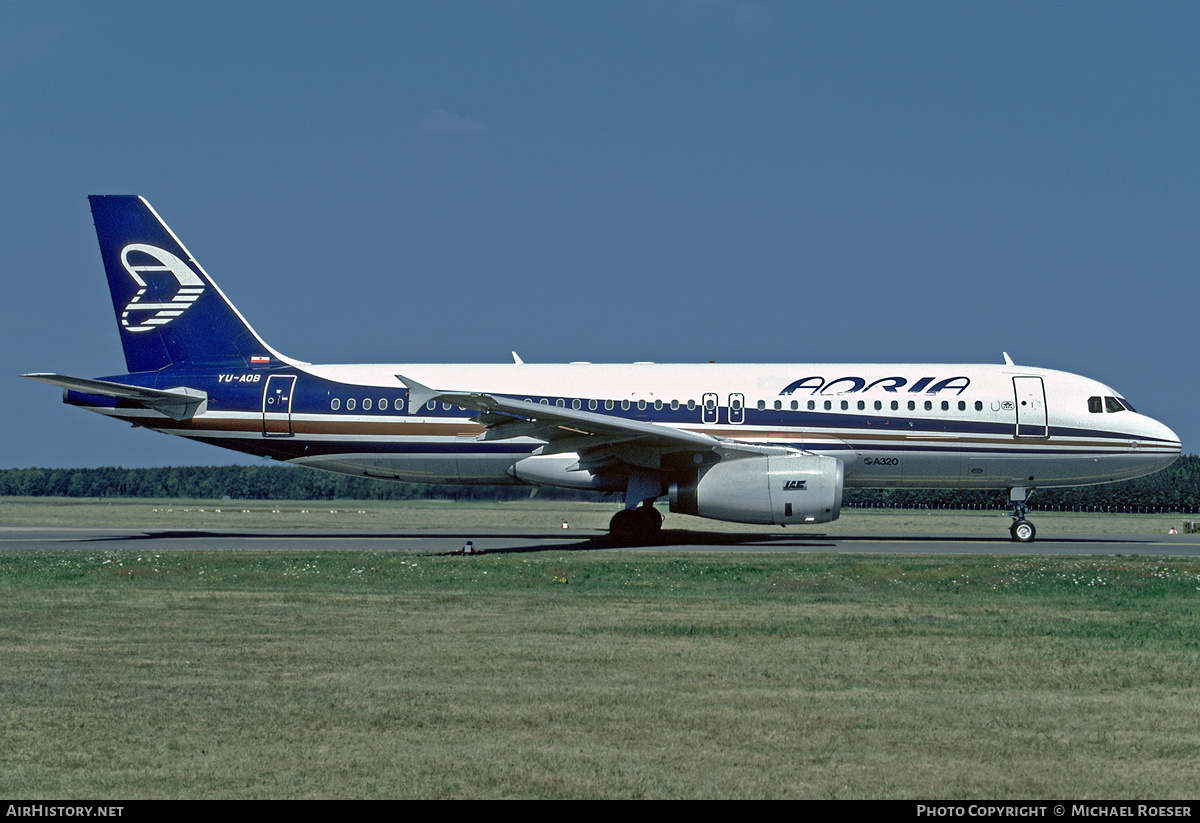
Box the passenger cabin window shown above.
[331,398,340,410]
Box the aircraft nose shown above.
[1142,416,1182,470]
[1153,418,1182,453]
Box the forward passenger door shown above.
[1013,376,1048,438]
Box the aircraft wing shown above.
[397,374,793,471]
[23,373,208,421]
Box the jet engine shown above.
[669,453,843,525]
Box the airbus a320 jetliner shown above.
[25,196,1182,542]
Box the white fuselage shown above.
[223,360,1182,492]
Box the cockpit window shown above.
[1118,397,1137,413]
[1087,396,1103,414]
[1104,396,1125,413]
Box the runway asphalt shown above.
[3,526,1200,555]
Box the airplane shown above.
[24,196,1182,543]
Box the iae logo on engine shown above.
[782,480,807,491]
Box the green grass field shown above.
[2,500,1199,798]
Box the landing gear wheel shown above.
[609,506,662,543]
[635,505,663,534]
[1010,519,1036,543]
[609,509,640,542]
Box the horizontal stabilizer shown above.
[23,373,208,420]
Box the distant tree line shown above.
[2,457,1200,512]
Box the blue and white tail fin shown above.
[89,195,296,373]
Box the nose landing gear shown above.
[1010,517,1036,542]
[1009,486,1036,542]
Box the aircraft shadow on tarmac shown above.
[73,527,1164,555]
[80,527,835,553]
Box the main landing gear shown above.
[1008,486,1036,543]
[610,471,665,544]
[609,504,663,544]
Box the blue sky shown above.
[3,1,1198,468]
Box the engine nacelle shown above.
[669,453,843,525]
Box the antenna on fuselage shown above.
[1003,352,1015,366]
[512,351,524,365]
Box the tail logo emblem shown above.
[118,244,205,332]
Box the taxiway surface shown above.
[3,526,1200,556]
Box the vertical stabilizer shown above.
[89,195,291,373]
